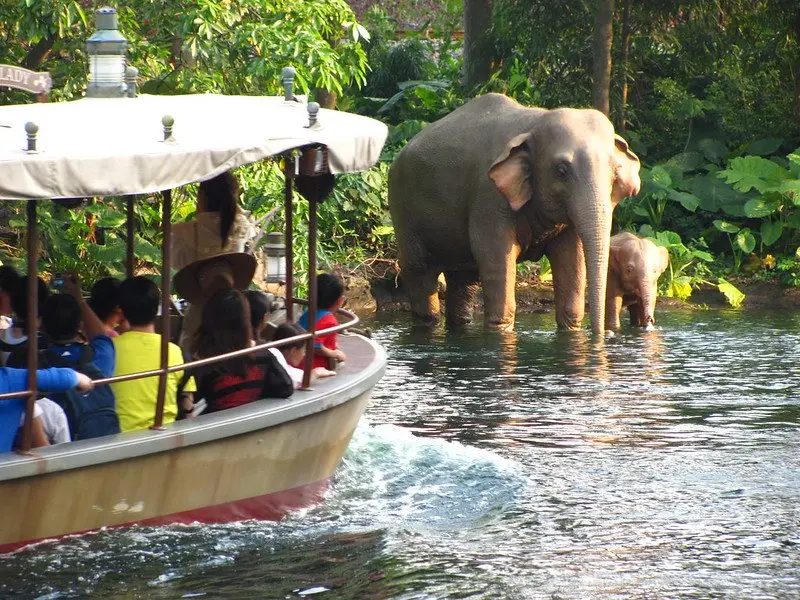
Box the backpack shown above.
[38,344,121,441]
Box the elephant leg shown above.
[547,229,586,330]
[402,269,441,325]
[444,269,480,326]
[606,293,623,331]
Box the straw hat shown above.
[173,251,256,304]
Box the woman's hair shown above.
[198,171,239,246]
[192,288,253,377]
[244,290,270,333]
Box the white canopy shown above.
[0,94,388,200]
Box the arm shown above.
[0,366,83,394]
[63,273,107,340]
[30,416,50,448]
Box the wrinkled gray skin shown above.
[388,94,641,333]
[606,232,670,330]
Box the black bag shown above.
[38,345,121,440]
[260,351,294,399]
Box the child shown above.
[89,277,125,337]
[112,276,196,432]
[270,323,335,389]
[296,273,347,370]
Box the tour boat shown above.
[0,79,388,552]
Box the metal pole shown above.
[153,189,172,429]
[301,189,318,389]
[125,195,135,278]
[283,156,294,321]
[21,201,38,451]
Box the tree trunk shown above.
[23,36,56,70]
[315,88,337,110]
[793,8,800,121]
[592,0,614,116]
[463,0,493,91]
[617,0,632,131]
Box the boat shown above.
[0,65,388,552]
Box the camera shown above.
[51,274,66,291]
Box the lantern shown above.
[86,7,128,98]
[264,231,287,284]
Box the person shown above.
[296,273,347,370]
[89,276,125,338]
[192,288,293,413]
[37,277,120,440]
[1,276,49,366]
[171,172,257,354]
[244,289,272,343]
[270,323,335,389]
[0,265,20,330]
[111,276,196,432]
[0,367,94,452]
[32,398,70,445]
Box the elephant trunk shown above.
[574,197,613,335]
[637,288,657,327]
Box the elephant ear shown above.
[613,134,642,200]
[489,133,533,212]
[609,243,623,275]
[657,245,670,274]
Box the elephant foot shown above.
[411,311,441,327]
[484,317,514,332]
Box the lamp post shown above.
[264,231,287,284]
[86,7,128,98]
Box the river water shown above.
[2,309,800,599]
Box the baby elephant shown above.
[606,232,669,330]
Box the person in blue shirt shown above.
[0,367,93,452]
[40,274,114,378]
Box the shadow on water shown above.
[3,307,800,599]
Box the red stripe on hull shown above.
[0,477,330,555]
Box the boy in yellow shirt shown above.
[112,277,196,432]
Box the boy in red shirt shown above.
[297,273,347,369]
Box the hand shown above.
[62,271,83,299]
[74,371,95,392]
[332,349,347,363]
[312,367,336,379]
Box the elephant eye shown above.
[555,163,569,180]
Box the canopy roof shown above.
[0,94,388,200]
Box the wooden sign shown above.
[0,65,52,95]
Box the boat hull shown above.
[0,334,384,553]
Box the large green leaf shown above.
[718,156,787,193]
[743,196,780,218]
[735,228,756,253]
[648,165,673,188]
[744,138,783,156]
[667,189,700,212]
[688,172,747,213]
[698,139,729,165]
[760,221,783,246]
[717,279,745,308]
[664,152,705,173]
[713,219,740,234]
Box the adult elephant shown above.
[388,94,641,333]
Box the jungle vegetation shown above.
[2,0,800,306]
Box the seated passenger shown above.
[270,323,335,390]
[0,367,93,452]
[112,277,196,432]
[0,265,21,330]
[244,289,271,343]
[1,276,49,366]
[192,288,293,413]
[89,276,126,338]
[33,398,71,445]
[38,279,120,440]
[296,273,347,369]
